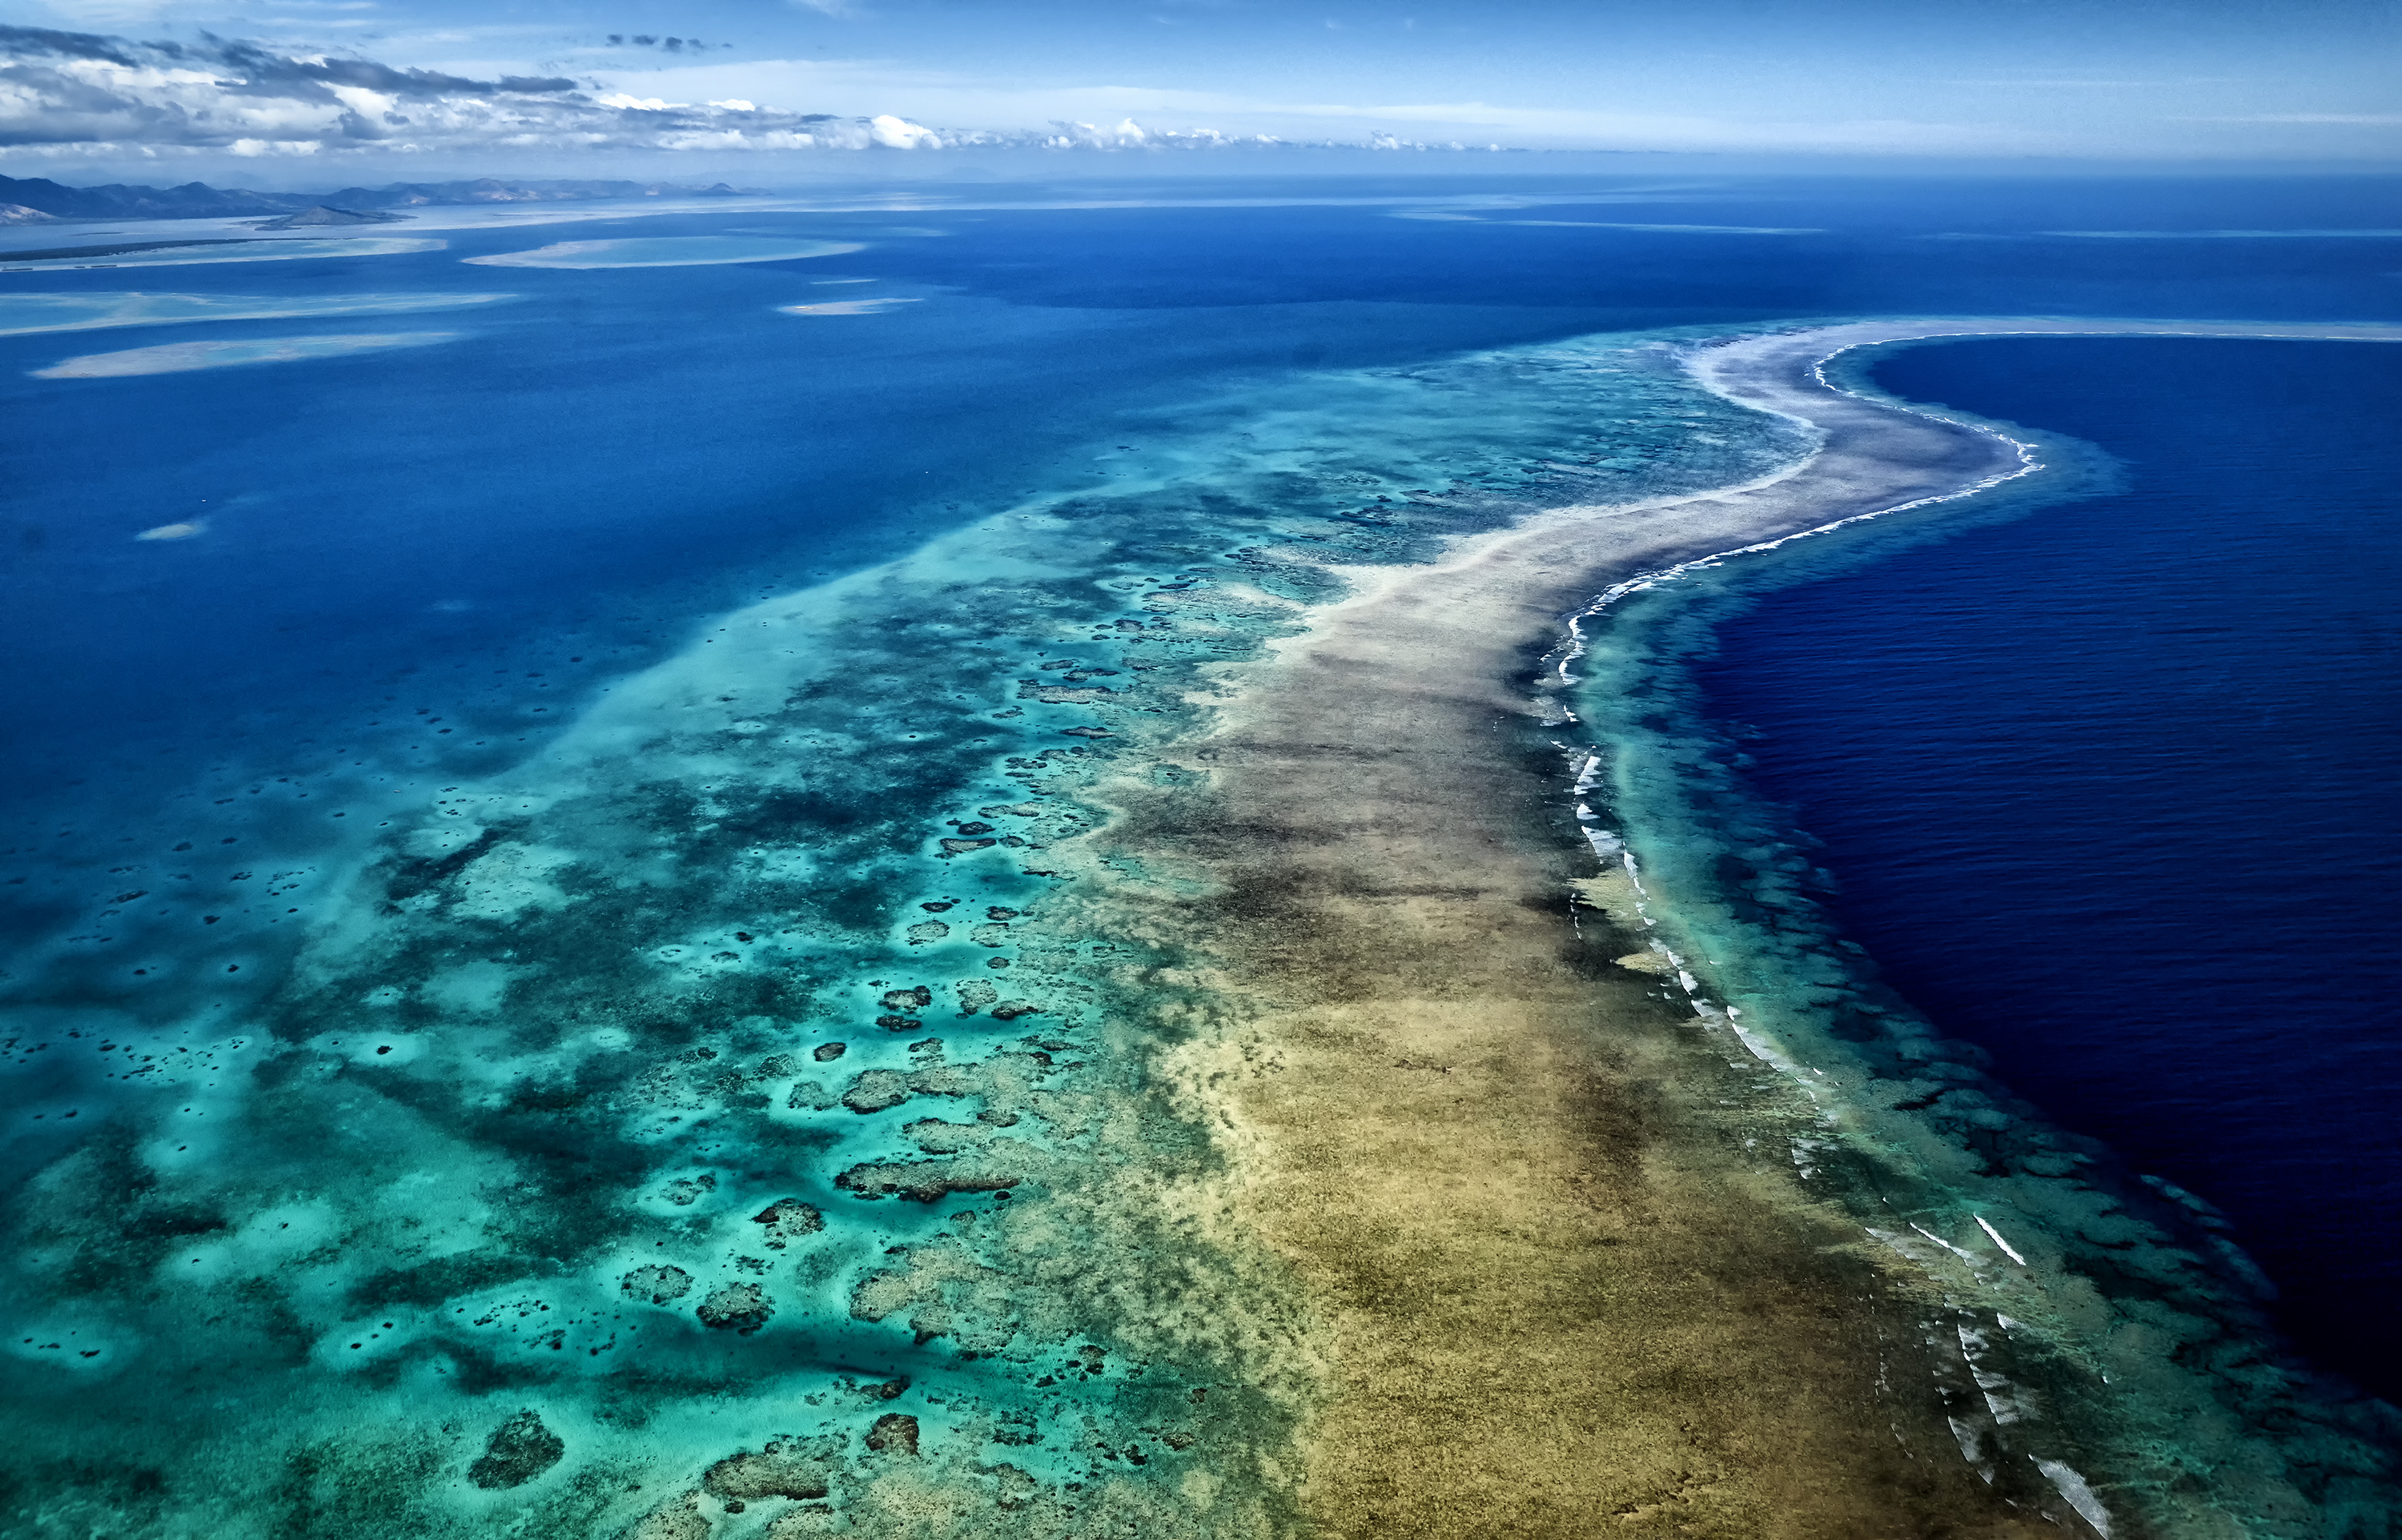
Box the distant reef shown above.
[247,205,412,230]
[0,174,757,222]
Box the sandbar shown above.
[464,236,865,268]
[34,330,464,378]
[0,237,444,270]
[779,296,923,316]
[0,291,512,338]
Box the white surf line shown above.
[1545,317,2402,692]
[1545,316,2402,1099]
[1544,329,2041,692]
[1543,316,2402,1508]
[1545,432,2038,689]
[1974,1213,2030,1265]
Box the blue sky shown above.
[2,0,2398,178]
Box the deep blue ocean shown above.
[10,174,2402,819]
[7,175,2400,807]
[1685,335,2402,1397]
[2,171,2398,1534]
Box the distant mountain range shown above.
[0,175,756,222]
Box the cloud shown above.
[0,22,2083,163]
[0,23,1134,158]
[600,56,2071,155]
[0,23,1418,160]
[0,28,910,160]
[603,34,723,54]
[1,23,573,94]
[0,22,629,155]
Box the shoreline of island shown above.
[1095,315,2402,1537]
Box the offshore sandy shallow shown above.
[1097,318,2402,1537]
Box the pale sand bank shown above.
[462,235,864,268]
[33,330,464,378]
[779,296,923,316]
[1095,319,2401,1537]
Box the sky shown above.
[2,0,2399,182]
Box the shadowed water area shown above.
[1,175,2398,1536]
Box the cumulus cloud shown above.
[0,22,1540,162]
[603,35,721,54]
[0,23,938,157]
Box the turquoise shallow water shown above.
[4,178,2401,1534]
[0,247,1802,1529]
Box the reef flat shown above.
[1089,317,2402,1537]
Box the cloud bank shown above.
[0,24,1455,162]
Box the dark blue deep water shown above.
[1693,335,2402,1398]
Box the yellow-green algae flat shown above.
[1066,317,2402,1538]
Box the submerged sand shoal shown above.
[1095,319,2402,1537]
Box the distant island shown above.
[0,175,757,223]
